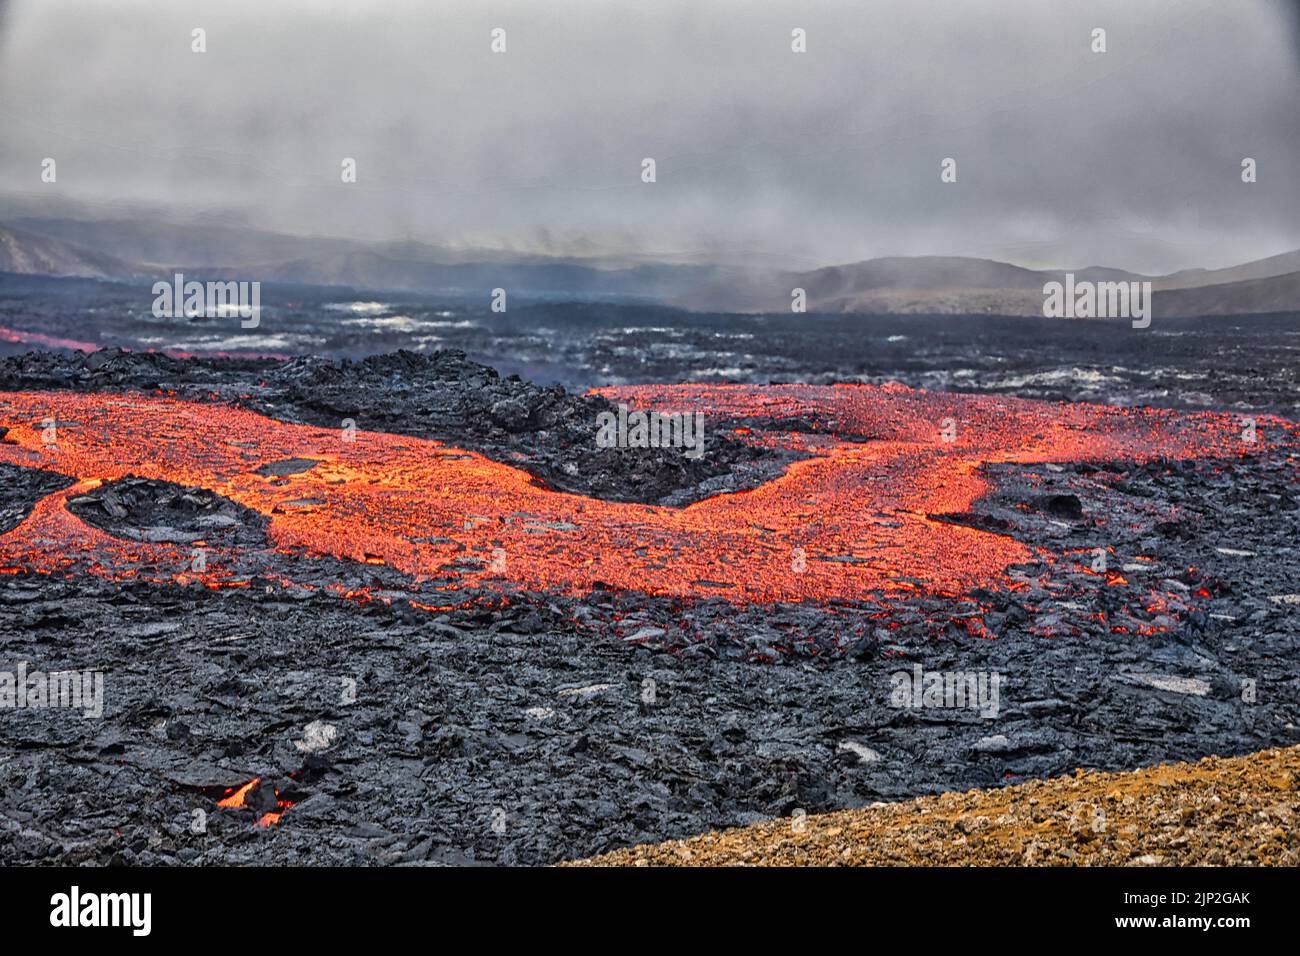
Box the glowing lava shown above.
[216,778,258,809]
[0,384,1290,604]
[215,777,293,827]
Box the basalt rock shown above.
[66,476,270,548]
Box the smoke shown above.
[0,0,1297,272]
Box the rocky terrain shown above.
[0,348,1296,866]
[573,746,1300,866]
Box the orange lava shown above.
[214,777,293,826]
[216,778,258,808]
[0,384,1288,604]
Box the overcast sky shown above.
[0,0,1297,272]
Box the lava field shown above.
[1,348,1297,865]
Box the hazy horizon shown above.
[1,0,1298,274]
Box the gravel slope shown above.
[572,745,1300,866]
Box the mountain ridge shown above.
[2,216,1297,319]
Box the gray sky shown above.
[1,0,1297,272]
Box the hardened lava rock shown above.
[65,476,270,548]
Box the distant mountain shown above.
[1154,269,1300,316]
[676,256,1151,314]
[1155,248,1300,290]
[0,223,138,279]
[6,216,715,299]
[8,217,359,270]
[676,253,1299,317]
[3,215,1298,318]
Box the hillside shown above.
[0,223,138,279]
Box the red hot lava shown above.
[215,778,293,827]
[0,384,1288,604]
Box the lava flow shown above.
[0,384,1289,604]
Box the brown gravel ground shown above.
[570,746,1300,866]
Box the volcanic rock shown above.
[65,476,270,548]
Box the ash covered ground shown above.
[1,320,1298,865]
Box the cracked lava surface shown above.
[0,383,1287,605]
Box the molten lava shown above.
[216,778,258,809]
[215,777,293,827]
[0,384,1290,604]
